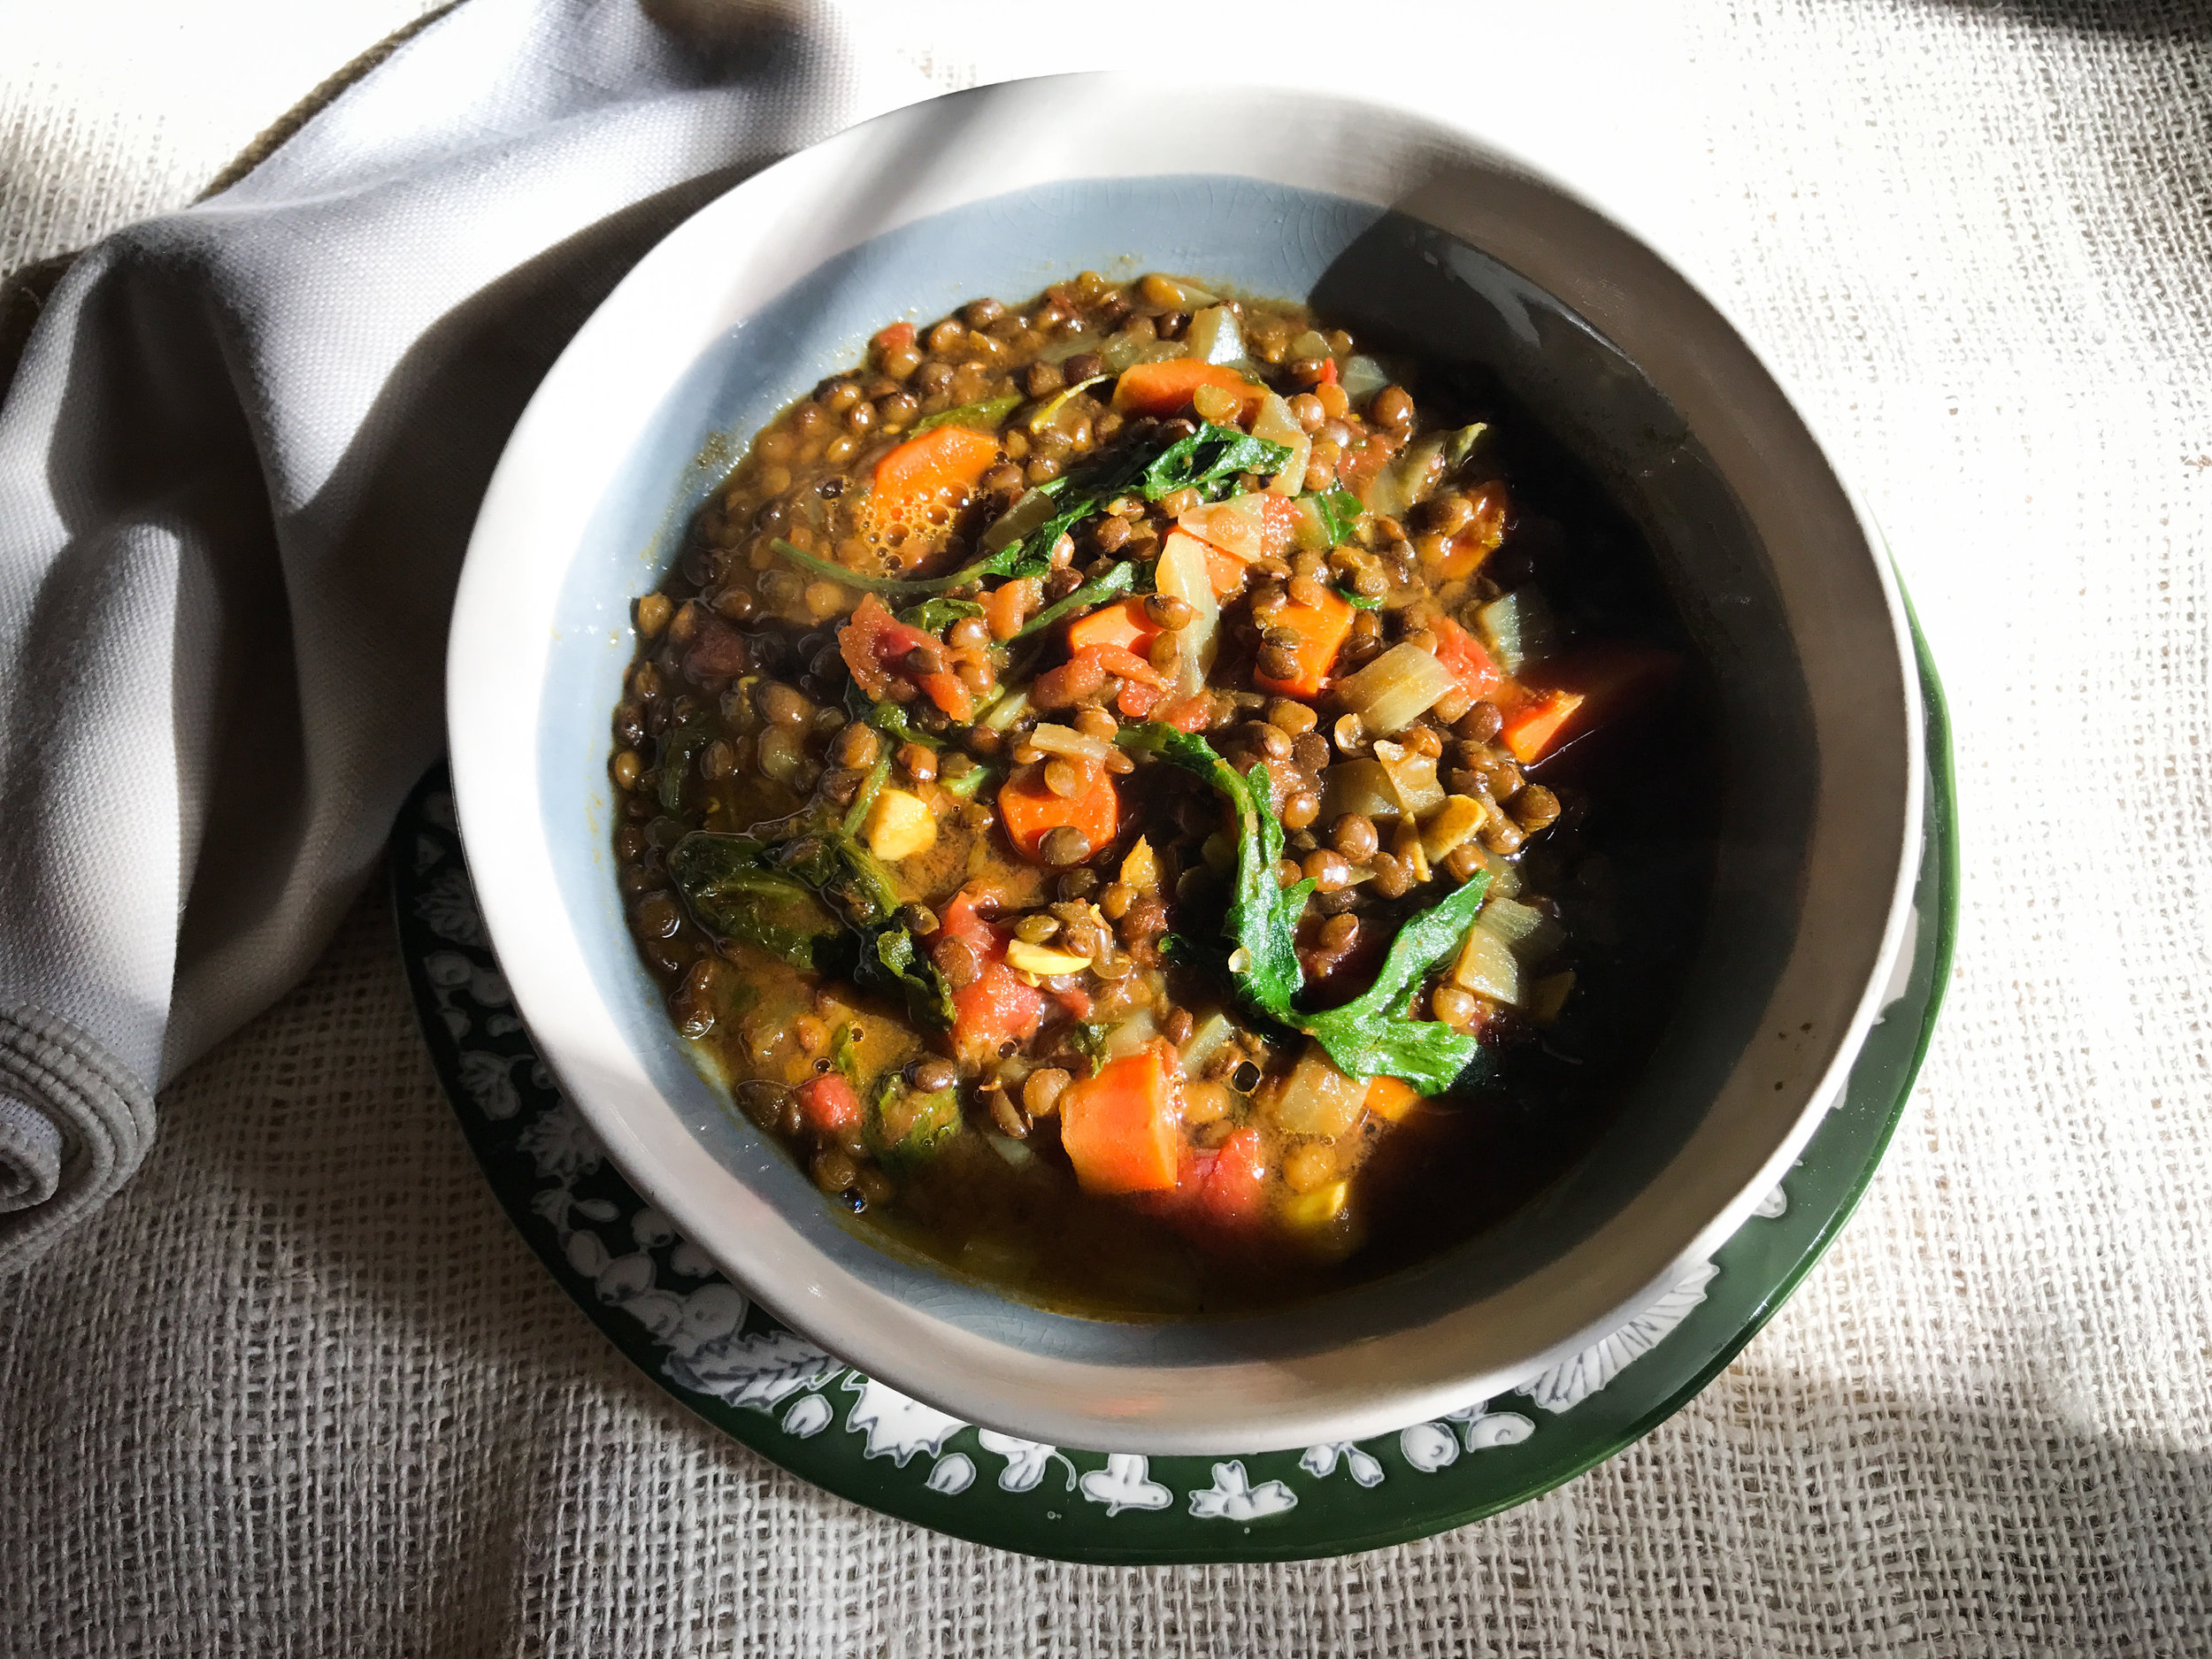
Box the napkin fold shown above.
[0,0,921,1272]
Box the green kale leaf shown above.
[1114,722,1489,1093]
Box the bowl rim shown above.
[446,71,1923,1454]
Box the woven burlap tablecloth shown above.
[4,3,2209,1653]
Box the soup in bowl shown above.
[447,75,1920,1454]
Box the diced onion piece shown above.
[1441,422,1488,472]
[1420,795,1489,862]
[1250,391,1310,496]
[1290,329,1331,361]
[1334,642,1456,734]
[1176,495,1268,561]
[1029,722,1114,764]
[1371,740,1445,819]
[1289,495,1333,550]
[1099,332,1149,373]
[1526,971,1575,1025]
[1005,939,1092,977]
[1175,279,1221,306]
[982,488,1058,553]
[1339,355,1389,400]
[1478,896,1566,964]
[1135,338,1188,365]
[1186,305,1246,365]
[1179,1010,1236,1075]
[1155,530,1220,697]
[1452,924,1524,1006]
[1102,1010,1159,1060]
[1479,847,1523,899]
[1271,1044,1369,1137]
[863,788,937,861]
[1393,818,1432,885]
[985,1134,1035,1167]
[1363,433,1445,520]
[979,688,1032,733]
[1320,758,1402,820]
[1477,588,1557,672]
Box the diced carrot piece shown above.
[1111,359,1265,420]
[861,426,1002,568]
[1501,690,1586,764]
[1065,596,1163,656]
[1060,1043,1183,1194]
[794,1074,862,1135]
[997,760,1120,864]
[1363,1076,1421,1123]
[1317,357,1339,386]
[1505,642,1681,763]
[872,424,1000,501]
[1250,586,1356,701]
[1431,618,1504,703]
[838,595,975,721]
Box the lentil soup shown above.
[607,271,1715,1318]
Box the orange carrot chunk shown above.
[1504,642,1681,763]
[1250,586,1356,700]
[997,761,1120,864]
[1060,1043,1183,1194]
[1110,359,1265,421]
[861,426,1002,568]
[1064,596,1163,657]
[1501,690,1586,764]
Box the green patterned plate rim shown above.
[393,619,1954,1565]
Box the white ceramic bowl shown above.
[448,74,1922,1455]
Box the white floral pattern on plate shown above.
[402,789,1798,1524]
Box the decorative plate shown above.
[393,630,1954,1565]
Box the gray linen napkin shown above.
[0,0,917,1273]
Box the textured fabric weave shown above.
[4,0,2211,1653]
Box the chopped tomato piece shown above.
[1317,357,1339,386]
[1431,618,1504,703]
[935,890,1047,1057]
[1059,1043,1183,1194]
[870,320,916,359]
[1157,692,1212,733]
[838,595,975,721]
[1110,359,1265,421]
[998,760,1119,864]
[1196,1126,1269,1230]
[793,1074,861,1135]
[1250,586,1356,701]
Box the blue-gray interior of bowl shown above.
[539,175,1813,1366]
